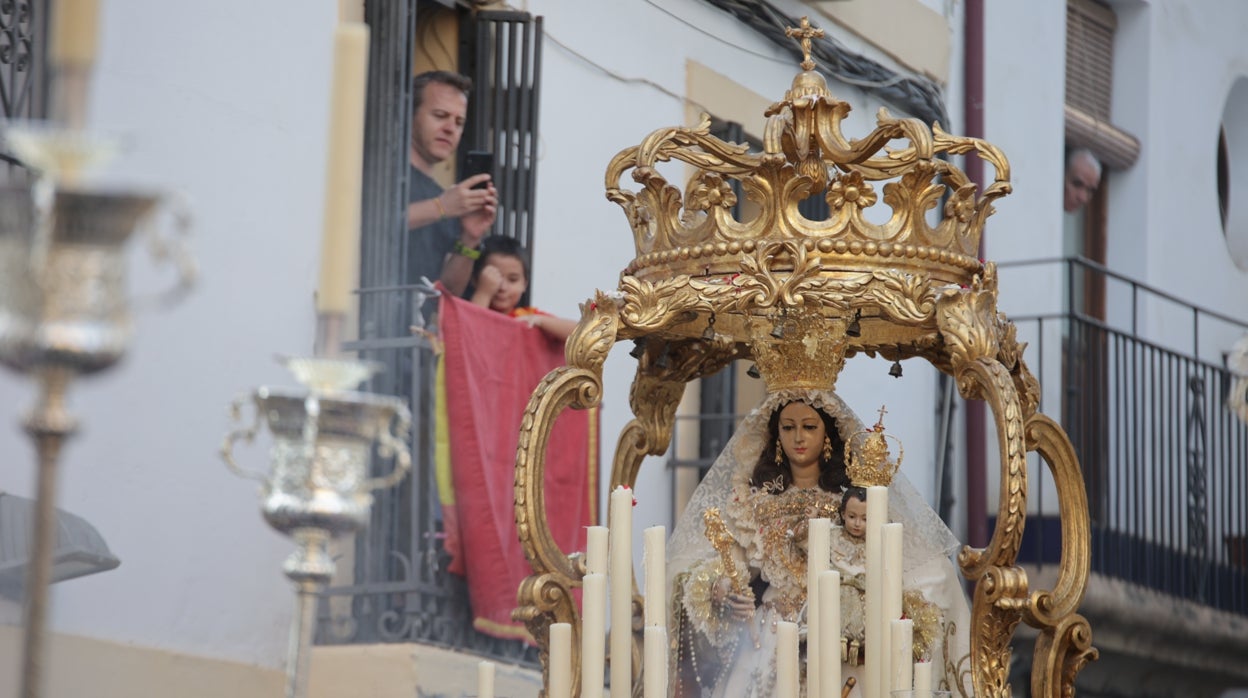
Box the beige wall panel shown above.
[0,625,281,698]
[810,0,950,84]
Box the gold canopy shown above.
[509,18,1095,698]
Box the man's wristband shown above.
[452,240,481,260]
[433,196,448,220]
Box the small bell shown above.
[770,322,786,339]
[888,360,903,378]
[702,314,717,341]
[846,309,862,338]
[655,342,671,370]
[747,364,761,379]
[629,339,647,359]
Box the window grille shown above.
[1,0,49,173]
[460,10,543,253]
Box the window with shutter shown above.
[1,0,50,175]
[1064,0,1139,169]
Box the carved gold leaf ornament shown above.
[515,16,1092,698]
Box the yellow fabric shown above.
[434,355,454,506]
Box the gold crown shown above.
[844,406,903,487]
[604,19,1011,292]
[749,308,849,392]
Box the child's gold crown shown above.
[845,406,903,488]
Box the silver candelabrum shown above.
[221,356,412,698]
[0,129,194,698]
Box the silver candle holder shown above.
[221,356,412,698]
[0,127,194,698]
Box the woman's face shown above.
[777,402,826,471]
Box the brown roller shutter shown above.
[1065,0,1139,169]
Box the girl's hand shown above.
[476,265,503,296]
[517,314,543,330]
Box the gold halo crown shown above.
[845,406,903,487]
[749,309,848,392]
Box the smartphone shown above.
[464,150,494,189]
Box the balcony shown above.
[1000,258,1248,697]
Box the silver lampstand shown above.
[221,355,412,698]
[0,127,194,698]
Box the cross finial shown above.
[875,404,888,426]
[785,16,824,72]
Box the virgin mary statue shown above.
[665,334,973,698]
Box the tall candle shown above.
[587,525,609,576]
[337,0,364,22]
[818,570,841,698]
[643,526,666,627]
[317,22,370,314]
[807,518,831,698]
[50,0,100,67]
[581,574,606,698]
[609,486,634,696]
[478,661,495,698]
[643,625,668,698]
[913,660,933,697]
[881,522,904,697]
[776,621,799,698]
[550,623,572,698]
[864,486,888,698]
[889,619,914,691]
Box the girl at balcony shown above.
[469,235,576,341]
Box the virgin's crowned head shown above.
[752,400,849,492]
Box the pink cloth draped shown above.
[437,291,596,640]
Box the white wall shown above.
[0,0,339,670]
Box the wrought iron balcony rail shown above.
[999,257,1248,616]
[312,283,539,667]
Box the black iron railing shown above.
[1001,257,1248,616]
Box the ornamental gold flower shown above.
[686,173,738,211]
[827,171,878,210]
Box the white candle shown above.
[776,621,799,698]
[609,486,634,696]
[913,660,933,697]
[864,486,888,698]
[549,623,572,698]
[881,522,904,696]
[50,0,100,67]
[337,0,364,22]
[587,525,609,576]
[643,625,668,698]
[644,526,666,628]
[317,22,370,314]
[807,518,831,698]
[477,661,495,698]
[889,619,914,691]
[581,574,606,698]
[818,570,841,698]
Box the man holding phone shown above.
[406,70,498,296]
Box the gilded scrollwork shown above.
[957,359,1028,580]
[970,565,1029,698]
[514,367,603,580]
[514,572,581,698]
[620,275,704,332]
[862,269,938,325]
[565,291,622,372]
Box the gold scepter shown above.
[703,507,761,648]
